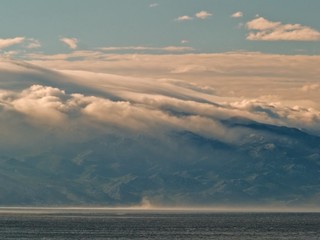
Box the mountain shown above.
[0,120,319,207]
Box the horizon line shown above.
[0,205,320,213]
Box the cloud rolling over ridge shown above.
[1,57,320,145]
[0,55,319,207]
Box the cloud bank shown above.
[1,57,319,148]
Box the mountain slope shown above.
[0,121,319,206]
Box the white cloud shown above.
[2,80,319,140]
[228,99,320,131]
[0,37,25,49]
[26,39,41,49]
[195,11,212,19]
[149,3,159,8]
[231,11,243,18]
[60,37,79,49]
[11,85,68,123]
[246,17,320,41]
[176,11,212,21]
[247,17,281,31]
[181,40,189,44]
[175,15,193,21]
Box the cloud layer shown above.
[25,52,320,105]
[1,57,319,149]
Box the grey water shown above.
[0,209,319,239]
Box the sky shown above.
[0,0,320,56]
[0,1,320,206]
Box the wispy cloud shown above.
[161,46,194,52]
[175,15,193,21]
[231,11,243,18]
[195,11,212,19]
[26,39,41,49]
[0,37,25,49]
[149,3,159,8]
[60,37,79,49]
[99,46,194,52]
[246,17,320,41]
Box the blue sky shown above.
[1,0,320,55]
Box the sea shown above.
[0,208,319,239]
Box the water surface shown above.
[0,208,319,239]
